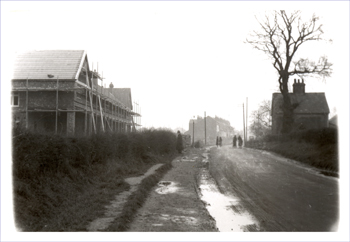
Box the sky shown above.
[1,1,350,241]
[1,1,348,132]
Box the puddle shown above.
[175,156,197,162]
[181,157,196,162]
[198,153,259,232]
[202,153,209,163]
[158,181,171,186]
[155,181,179,194]
[159,214,199,225]
[152,224,163,227]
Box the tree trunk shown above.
[280,74,294,134]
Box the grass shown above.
[13,159,152,231]
[12,128,177,231]
[107,158,174,231]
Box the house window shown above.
[11,93,19,107]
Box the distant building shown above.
[188,116,234,145]
[271,79,330,134]
[11,50,140,135]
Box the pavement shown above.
[127,148,217,232]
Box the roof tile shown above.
[272,93,330,114]
[12,50,85,80]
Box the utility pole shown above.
[192,118,195,147]
[243,103,245,145]
[204,111,206,146]
[246,97,248,141]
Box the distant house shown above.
[11,50,140,135]
[188,116,234,144]
[271,79,330,134]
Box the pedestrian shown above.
[216,136,219,148]
[238,135,243,148]
[233,135,237,148]
[219,137,222,147]
[176,131,183,153]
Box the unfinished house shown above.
[271,79,330,134]
[11,50,141,135]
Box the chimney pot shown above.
[298,79,300,83]
[294,79,296,83]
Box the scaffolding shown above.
[12,69,141,136]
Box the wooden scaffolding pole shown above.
[105,116,113,131]
[85,88,87,135]
[98,95,105,132]
[87,64,96,134]
[26,78,28,129]
[112,104,114,131]
[55,76,59,134]
[104,99,107,131]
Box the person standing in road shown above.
[233,135,237,148]
[216,136,219,147]
[219,137,222,147]
[176,131,183,153]
[238,135,243,148]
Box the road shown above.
[208,146,339,231]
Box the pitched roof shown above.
[12,50,85,80]
[272,93,330,115]
[112,88,133,109]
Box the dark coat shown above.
[233,136,237,146]
[176,132,183,153]
[238,136,243,146]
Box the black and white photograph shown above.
[1,1,349,241]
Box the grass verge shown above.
[246,128,338,176]
[13,128,177,231]
[106,156,174,231]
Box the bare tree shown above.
[246,11,332,133]
[250,100,272,138]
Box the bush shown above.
[245,127,338,173]
[13,128,177,179]
[259,127,337,146]
[12,127,178,231]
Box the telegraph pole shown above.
[243,103,246,145]
[204,111,206,146]
[246,97,248,141]
[192,118,195,147]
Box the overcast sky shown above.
[2,1,348,132]
[1,1,349,241]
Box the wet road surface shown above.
[197,149,259,231]
[209,146,339,231]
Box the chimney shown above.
[293,79,305,94]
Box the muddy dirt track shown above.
[209,146,339,231]
[128,148,217,232]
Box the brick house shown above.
[11,50,139,135]
[188,116,234,145]
[271,79,330,134]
